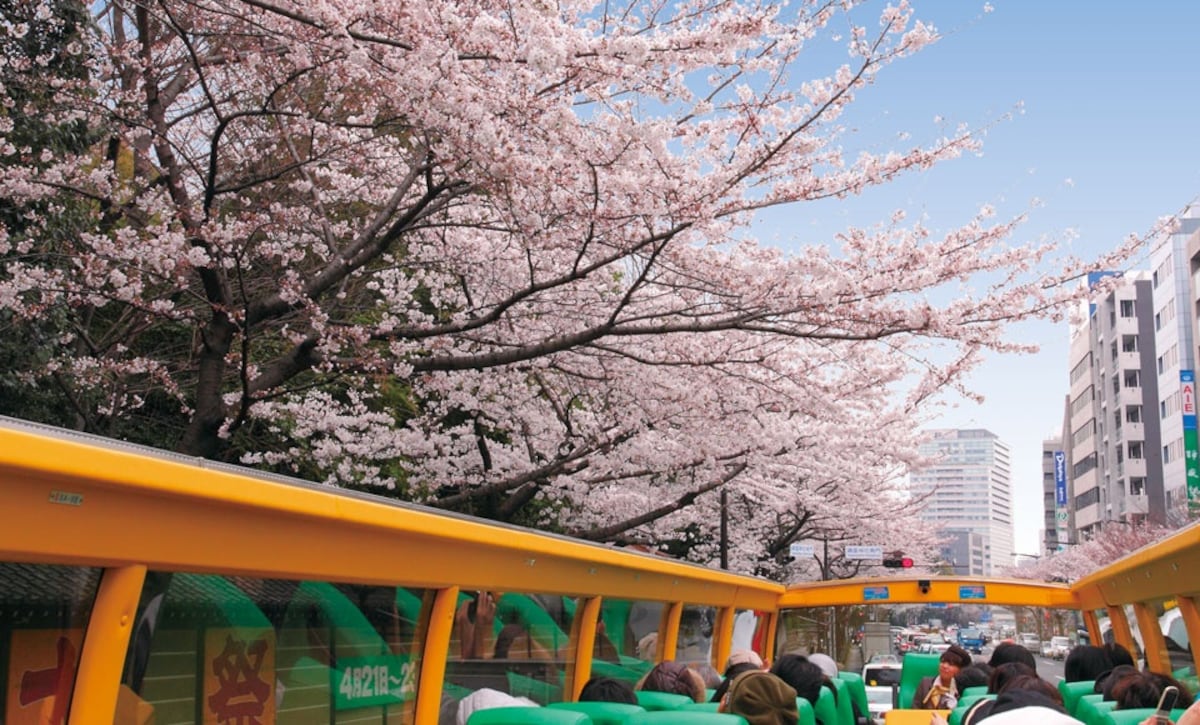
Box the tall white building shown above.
[1153,204,1200,520]
[1064,271,1164,538]
[911,429,1013,575]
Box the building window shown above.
[1120,300,1136,317]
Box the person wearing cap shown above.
[711,650,768,703]
[720,670,799,725]
[912,644,973,709]
[637,660,707,703]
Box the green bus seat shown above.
[796,696,817,725]
[467,706,589,724]
[1058,679,1096,716]
[548,701,645,725]
[828,677,854,725]
[947,694,993,725]
[960,686,988,698]
[814,688,839,725]
[1100,708,1188,725]
[635,690,694,711]
[626,712,747,725]
[683,702,722,712]
[837,671,870,723]
[897,653,942,710]
[1074,696,1115,725]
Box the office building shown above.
[911,429,1013,575]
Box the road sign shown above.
[863,586,889,601]
[845,545,883,560]
[789,542,815,558]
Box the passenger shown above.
[578,676,637,705]
[637,660,707,703]
[770,653,826,707]
[912,645,972,709]
[958,662,1037,725]
[455,590,497,659]
[1110,670,1193,710]
[1095,664,1137,699]
[1103,642,1136,669]
[986,661,1037,694]
[712,649,767,703]
[951,687,1081,725]
[808,653,839,681]
[636,632,659,662]
[720,670,799,725]
[955,663,992,692]
[694,661,723,689]
[1064,644,1113,682]
[987,642,1037,673]
[454,688,538,725]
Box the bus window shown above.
[120,572,424,724]
[0,562,102,723]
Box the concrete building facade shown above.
[911,429,1013,575]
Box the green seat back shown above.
[960,686,988,698]
[837,671,869,722]
[548,701,645,725]
[467,706,588,725]
[636,690,694,711]
[508,670,562,705]
[1101,708,1187,725]
[1059,679,1097,716]
[1075,696,1116,725]
[626,712,747,725]
[828,678,854,725]
[898,653,942,709]
[813,688,839,725]
[947,694,994,725]
[683,702,722,712]
[796,696,817,725]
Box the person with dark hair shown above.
[913,645,973,709]
[1110,670,1194,710]
[637,660,707,703]
[770,654,825,706]
[721,670,800,725]
[1103,642,1135,668]
[955,663,992,692]
[962,688,1078,725]
[1095,664,1137,699]
[987,662,1037,694]
[579,676,637,705]
[1064,645,1113,683]
[987,642,1037,673]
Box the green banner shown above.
[331,654,414,710]
[1186,426,1200,513]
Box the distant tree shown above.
[1002,521,1175,583]
[0,0,1143,571]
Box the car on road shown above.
[863,659,903,719]
[1019,632,1041,653]
[1043,635,1070,659]
[957,627,986,654]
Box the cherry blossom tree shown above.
[1002,521,1176,583]
[0,0,1135,573]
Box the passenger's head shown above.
[938,645,973,680]
[807,653,839,680]
[955,663,992,692]
[988,642,1037,672]
[714,662,765,703]
[1110,670,1192,710]
[982,688,1072,724]
[455,688,537,725]
[998,674,1063,705]
[987,662,1037,695]
[638,660,707,702]
[722,671,800,725]
[770,654,825,706]
[1096,664,1137,699]
[579,676,637,705]
[1064,645,1113,683]
[1103,642,1135,668]
[726,649,766,672]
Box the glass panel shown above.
[121,572,426,724]
[677,604,716,685]
[582,599,658,685]
[731,608,769,658]
[0,562,102,722]
[443,591,579,714]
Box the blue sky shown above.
[755,2,1200,555]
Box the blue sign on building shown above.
[1053,450,1067,507]
[959,585,986,600]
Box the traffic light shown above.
[882,557,914,568]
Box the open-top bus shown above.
[2,415,1199,724]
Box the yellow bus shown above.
[2,415,1199,725]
